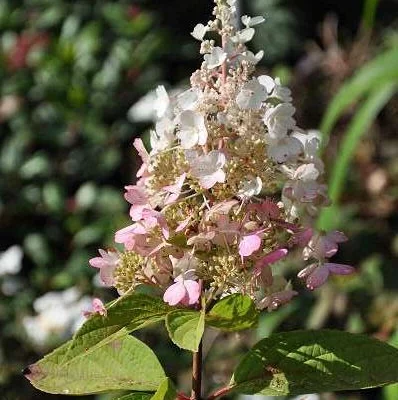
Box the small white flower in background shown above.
[191,23,208,41]
[22,287,92,347]
[187,150,226,189]
[127,90,157,122]
[154,85,171,119]
[0,245,23,276]
[236,78,268,110]
[204,47,227,69]
[177,110,208,149]
[241,15,265,27]
[263,103,296,139]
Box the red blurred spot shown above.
[7,32,49,71]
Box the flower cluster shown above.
[90,0,354,311]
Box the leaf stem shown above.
[191,339,203,400]
[207,385,234,400]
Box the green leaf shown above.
[317,82,396,230]
[151,378,177,400]
[383,329,398,400]
[115,378,176,400]
[166,309,205,351]
[206,294,259,331]
[115,393,153,400]
[231,330,398,396]
[320,47,398,142]
[26,335,165,395]
[361,0,380,31]
[63,293,172,363]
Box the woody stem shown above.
[191,339,203,400]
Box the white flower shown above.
[272,77,292,102]
[236,78,268,110]
[177,88,200,111]
[191,23,208,41]
[239,50,264,64]
[187,150,226,189]
[154,85,171,119]
[127,90,157,122]
[169,253,198,279]
[267,137,303,163]
[241,15,265,27]
[177,110,208,149]
[231,28,255,44]
[257,75,276,93]
[0,245,23,276]
[263,103,296,139]
[204,47,227,69]
[238,177,262,198]
[292,129,322,160]
[150,118,175,153]
[22,287,91,347]
[293,163,320,182]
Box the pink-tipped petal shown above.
[183,280,201,305]
[239,233,262,257]
[163,281,187,306]
[297,263,317,279]
[306,266,329,290]
[99,266,116,286]
[325,263,355,275]
[92,298,107,316]
[327,231,348,243]
[89,256,107,269]
[255,248,288,274]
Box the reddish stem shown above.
[191,340,203,400]
[207,385,234,400]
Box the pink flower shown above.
[254,248,288,275]
[239,232,262,257]
[83,298,107,318]
[124,185,150,221]
[163,276,201,306]
[163,173,186,205]
[304,230,347,260]
[298,262,355,290]
[259,289,298,311]
[248,199,280,220]
[89,249,119,286]
[133,138,149,178]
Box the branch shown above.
[191,340,203,400]
[206,385,234,400]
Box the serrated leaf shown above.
[166,309,204,351]
[115,393,153,400]
[231,330,398,396]
[115,378,176,400]
[206,294,259,331]
[151,378,177,400]
[26,335,165,395]
[63,293,172,363]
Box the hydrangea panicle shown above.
[90,0,353,309]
